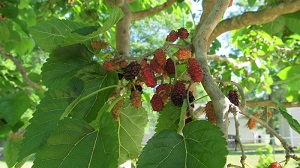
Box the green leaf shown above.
[284,11,300,34]
[248,0,256,6]
[155,101,182,133]
[32,112,119,168]
[18,83,83,162]
[71,64,118,122]
[277,65,300,81]
[137,120,228,168]
[118,99,148,165]
[275,101,300,134]
[62,7,124,46]
[29,19,85,52]
[178,100,188,133]
[261,16,285,35]
[41,44,92,87]
[4,137,22,168]
[0,91,31,126]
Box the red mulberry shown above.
[151,94,164,111]
[165,58,175,75]
[177,28,189,39]
[141,66,157,87]
[153,49,166,66]
[166,30,178,42]
[188,58,203,82]
[150,59,163,74]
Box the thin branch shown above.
[246,100,300,108]
[132,0,177,20]
[239,108,292,162]
[209,0,300,44]
[0,47,44,90]
[207,55,250,69]
[232,106,246,168]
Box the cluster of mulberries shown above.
[103,57,128,71]
[166,28,189,42]
[205,101,216,125]
[247,113,260,130]
[188,58,203,82]
[228,90,239,106]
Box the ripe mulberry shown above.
[141,66,157,87]
[131,90,142,108]
[268,162,282,168]
[154,49,166,66]
[103,60,118,71]
[122,62,141,81]
[111,98,124,121]
[166,30,178,42]
[165,58,175,75]
[151,94,164,111]
[171,81,186,106]
[156,84,173,97]
[140,59,148,68]
[177,28,189,39]
[228,90,239,106]
[175,49,192,61]
[188,58,203,82]
[150,59,163,74]
[205,101,216,125]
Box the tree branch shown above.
[0,47,44,90]
[192,0,231,135]
[132,0,177,20]
[246,100,300,108]
[207,54,250,69]
[209,0,300,44]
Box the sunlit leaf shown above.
[29,19,85,51]
[275,100,300,134]
[118,99,148,164]
[62,7,124,46]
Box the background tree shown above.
[0,0,300,167]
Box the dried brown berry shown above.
[228,90,239,106]
[91,41,109,49]
[131,90,142,108]
[111,98,124,121]
[205,101,216,125]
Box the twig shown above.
[226,163,243,168]
[232,105,246,168]
[0,47,44,90]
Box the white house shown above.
[278,107,300,147]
